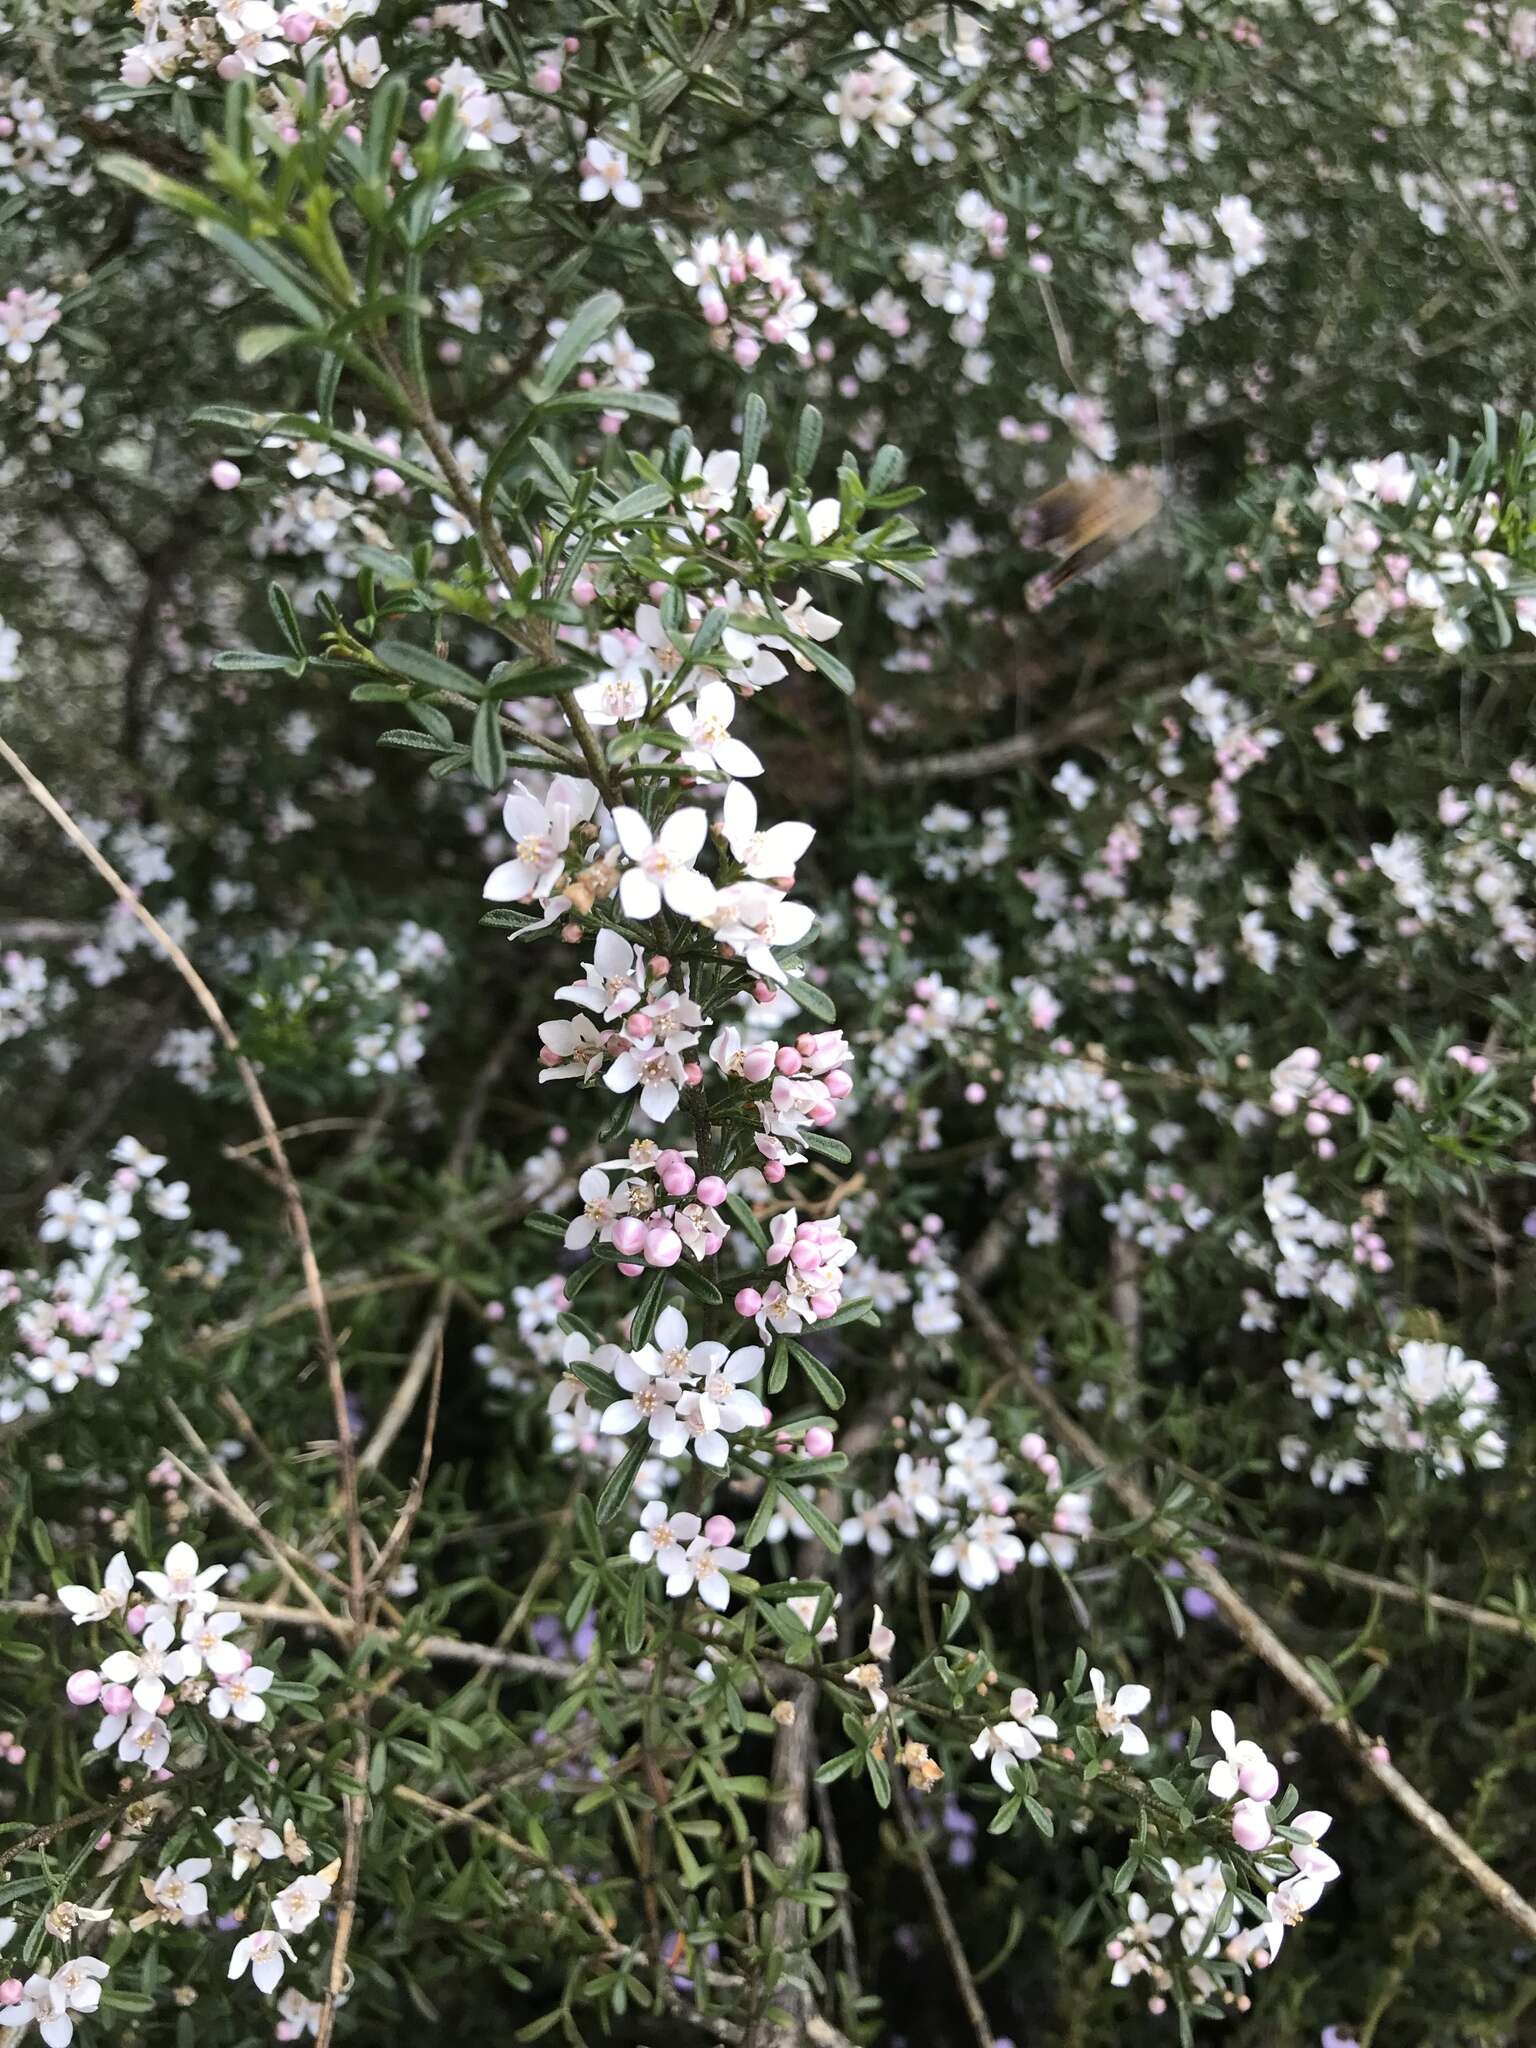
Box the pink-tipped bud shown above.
[808,1292,837,1319]
[5,1746,23,1765]
[696,1175,728,1208]
[1269,1088,1298,1116]
[101,1683,134,1716]
[964,1081,986,1104]
[806,1100,836,1126]
[1237,1757,1280,1803]
[734,1288,763,1317]
[572,576,597,605]
[1231,1800,1272,1853]
[741,1045,777,1083]
[280,8,315,40]
[66,1670,102,1706]
[125,1603,147,1635]
[626,1013,655,1041]
[534,62,562,91]
[0,1982,25,2007]
[762,1160,786,1184]
[611,1216,647,1258]
[371,467,405,496]
[209,459,242,491]
[216,53,246,80]
[682,1061,703,1087]
[752,982,775,1004]
[826,1069,853,1099]
[702,1232,725,1257]
[774,1046,802,1076]
[1019,1431,1047,1461]
[1105,1940,1124,1961]
[803,1425,834,1458]
[617,1261,644,1277]
[644,1227,682,1268]
[790,1241,821,1272]
[703,1514,735,1546]
[1303,1110,1329,1137]
[661,1165,695,1198]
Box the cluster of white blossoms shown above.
[1282,1337,1505,1487]
[1270,451,1536,657]
[120,0,380,89]
[996,1056,1138,1170]
[0,1139,190,1424]
[0,1800,339,2039]
[0,947,71,1050]
[0,76,84,193]
[1109,1709,1340,2019]
[247,923,448,1079]
[671,230,817,369]
[1123,194,1268,338]
[823,36,918,151]
[841,1400,1093,1592]
[55,1542,276,1771]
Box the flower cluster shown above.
[1,1139,188,1423]
[56,1542,276,1771]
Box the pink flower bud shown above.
[626,1013,655,1041]
[803,1426,834,1457]
[371,467,405,496]
[752,982,775,1004]
[774,1046,803,1076]
[534,62,562,91]
[438,338,463,366]
[216,53,246,80]
[703,1514,735,1546]
[572,576,597,605]
[0,1982,25,2007]
[126,1603,147,1635]
[742,1045,777,1083]
[702,1232,725,1256]
[661,1165,695,1198]
[808,1293,837,1319]
[617,1261,644,1277]
[1026,34,1052,67]
[209,460,242,491]
[762,1160,786,1184]
[696,1175,728,1208]
[1238,1757,1281,1802]
[66,1670,102,1706]
[280,8,315,40]
[734,1288,763,1316]
[807,1100,836,1126]
[1019,1431,1047,1462]
[1304,1111,1329,1137]
[1269,1088,1298,1116]
[826,1069,853,1100]
[964,1081,986,1104]
[1231,1800,1272,1852]
[644,1227,682,1268]
[611,1216,646,1258]
[1105,1940,1124,1961]
[4,1746,22,1765]
[101,1683,134,1716]
[682,1061,703,1087]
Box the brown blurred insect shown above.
[1020,473,1163,610]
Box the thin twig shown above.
[1209,1530,1536,1642]
[891,1773,994,2048]
[958,1279,1536,1945]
